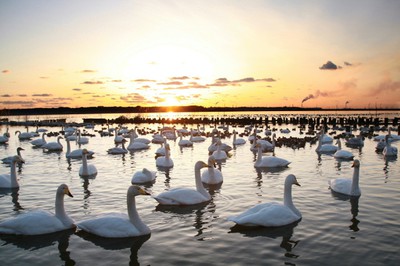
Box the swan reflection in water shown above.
[0,228,75,265]
[229,221,301,259]
[330,191,361,232]
[76,230,150,265]
[0,187,23,211]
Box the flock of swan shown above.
[0,123,398,239]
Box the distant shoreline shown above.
[1,105,399,116]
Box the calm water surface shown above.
[0,111,399,265]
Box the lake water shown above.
[0,111,399,266]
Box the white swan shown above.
[66,138,94,159]
[0,184,75,235]
[227,174,301,227]
[107,139,128,154]
[178,134,193,147]
[156,143,174,168]
[114,127,125,144]
[30,132,47,147]
[383,135,398,157]
[2,147,25,165]
[0,156,23,188]
[315,134,337,153]
[320,129,333,144]
[77,185,151,238]
[153,161,210,205]
[333,139,354,160]
[212,140,228,161]
[232,130,246,146]
[201,155,223,185]
[155,138,167,157]
[189,129,206,142]
[15,130,32,140]
[77,129,89,145]
[79,149,97,178]
[131,168,157,184]
[127,131,150,151]
[42,136,64,151]
[0,133,9,144]
[345,134,364,147]
[254,143,290,168]
[329,159,361,196]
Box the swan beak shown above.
[139,188,151,196]
[294,181,301,187]
[64,187,73,197]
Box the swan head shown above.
[82,148,89,154]
[286,174,301,187]
[17,147,25,152]
[195,161,209,170]
[352,159,360,168]
[208,155,216,167]
[58,184,73,198]
[129,185,151,196]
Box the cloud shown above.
[0,100,35,106]
[157,81,183,86]
[132,79,156,82]
[111,80,122,82]
[82,81,104,85]
[120,93,147,103]
[319,61,339,70]
[2,70,10,74]
[32,94,52,97]
[39,76,49,79]
[1,94,12,97]
[18,94,27,97]
[81,70,97,73]
[72,88,82,91]
[367,79,400,96]
[207,77,276,86]
[170,76,190,80]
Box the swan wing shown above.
[329,178,352,195]
[153,188,208,205]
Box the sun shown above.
[160,95,180,107]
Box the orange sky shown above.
[1,0,400,109]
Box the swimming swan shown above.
[227,174,301,227]
[131,168,157,184]
[153,161,210,205]
[2,147,25,165]
[201,155,223,185]
[0,156,24,188]
[156,143,174,168]
[79,149,97,178]
[77,185,151,238]
[254,143,290,168]
[0,184,75,235]
[42,136,63,151]
[329,159,361,196]
[333,139,354,160]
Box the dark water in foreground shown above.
[0,111,399,265]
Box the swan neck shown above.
[81,154,88,175]
[10,160,19,187]
[195,165,210,199]
[127,193,149,234]
[351,166,360,194]
[256,146,262,164]
[55,191,71,226]
[283,182,300,217]
[66,139,71,153]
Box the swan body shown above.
[212,140,228,161]
[228,174,301,227]
[127,131,150,151]
[107,139,128,154]
[156,143,174,168]
[383,135,398,157]
[153,161,210,205]
[0,184,75,235]
[2,147,25,165]
[77,186,151,238]
[345,134,364,147]
[77,130,89,145]
[66,138,94,159]
[30,132,47,147]
[178,134,193,147]
[0,133,9,144]
[131,168,157,184]
[333,139,354,160]
[190,130,206,142]
[329,160,361,196]
[0,156,23,188]
[15,130,32,140]
[201,155,223,184]
[315,134,337,153]
[254,144,290,168]
[232,130,246,146]
[79,149,97,177]
[42,136,63,151]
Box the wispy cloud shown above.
[2,70,10,74]
[1,94,12,97]
[80,70,97,73]
[367,79,400,96]
[32,93,52,97]
[82,81,104,85]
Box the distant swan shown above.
[333,139,354,160]
[131,168,157,184]
[42,136,64,151]
[201,155,223,185]
[383,135,398,157]
[212,140,228,161]
[0,156,23,188]
[329,160,361,196]
[153,161,210,205]
[232,130,246,146]
[254,143,290,168]
[0,133,9,144]
[2,147,25,165]
[79,149,97,178]
[178,134,193,147]
[30,132,47,147]
[227,174,301,227]
[107,139,128,154]
[0,184,75,235]
[15,130,32,140]
[127,131,150,151]
[77,185,151,238]
[315,134,337,153]
[156,143,174,168]
[66,138,94,159]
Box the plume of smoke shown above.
[301,90,329,103]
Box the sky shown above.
[1,0,400,110]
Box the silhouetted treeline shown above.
[0,105,323,116]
